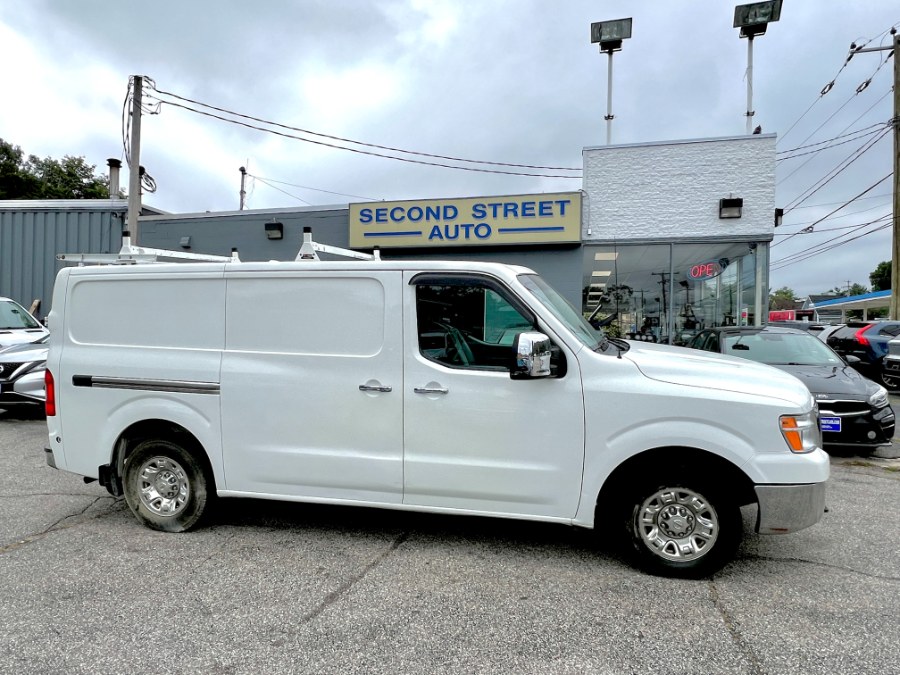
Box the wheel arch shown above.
[102,418,215,497]
[593,446,757,525]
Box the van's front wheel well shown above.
[596,447,757,515]
[100,420,213,498]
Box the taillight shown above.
[854,325,871,347]
[45,369,56,417]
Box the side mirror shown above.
[511,332,552,379]
[845,355,861,365]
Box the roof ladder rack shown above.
[295,227,380,262]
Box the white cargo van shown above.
[44,238,828,578]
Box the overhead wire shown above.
[143,95,582,179]
[772,172,893,248]
[770,215,892,270]
[776,89,892,186]
[248,175,379,202]
[145,82,582,173]
[781,127,891,213]
[252,176,310,205]
[776,123,887,161]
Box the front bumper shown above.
[755,482,827,534]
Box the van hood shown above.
[622,341,813,408]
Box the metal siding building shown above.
[0,200,126,317]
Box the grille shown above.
[817,399,870,416]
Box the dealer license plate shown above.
[820,416,841,433]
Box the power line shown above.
[776,123,887,161]
[785,191,891,210]
[782,128,891,212]
[776,89,892,186]
[248,175,379,202]
[252,177,310,205]
[773,172,893,248]
[145,82,582,173]
[145,96,582,179]
[770,217,891,270]
[775,197,892,231]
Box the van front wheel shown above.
[123,439,211,532]
[628,481,740,578]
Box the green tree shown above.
[768,286,797,310]
[0,138,110,199]
[870,261,891,291]
[825,283,868,297]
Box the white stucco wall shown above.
[582,134,776,242]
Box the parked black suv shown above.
[826,321,900,388]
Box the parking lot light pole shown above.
[733,1,782,135]
[590,18,632,145]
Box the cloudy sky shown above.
[0,0,896,297]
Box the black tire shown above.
[123,439,213,533]
[627,478,741,579]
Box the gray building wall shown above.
[138,205,584,307]
[0,200,126,318]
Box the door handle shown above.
[414,386,448,395]
[359,384,392,393]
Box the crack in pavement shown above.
[708,580,765,675]
[0,492,106,498]
[742,553,900,582]
[0,496,124,556]
[298,531,410,626]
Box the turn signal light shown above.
[780,417,803,451]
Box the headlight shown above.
[780,410,821,453]
[868,385,889,408]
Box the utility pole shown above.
[745,34,755,135]
[857,32,899,319]
[239,166,247,210]
[126,75,143,245]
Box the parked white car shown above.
[44,245,829,578]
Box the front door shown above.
[402,272,585,519]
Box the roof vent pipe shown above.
[107,158,122,198]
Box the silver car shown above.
[0,335,48,407]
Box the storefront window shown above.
[582,242,765,344]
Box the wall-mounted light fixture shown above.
[179,236,192,249]
[265,221,284,240]
[718,197,744,219]
[774,208,784,227]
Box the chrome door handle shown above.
[414,387,448,395]
[359,384,392,393]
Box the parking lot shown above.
[1,410,898,675]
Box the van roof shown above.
[61,259,539,278]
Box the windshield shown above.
[0,300,40,330]
[518,274,602,349]
[724,331,844,366]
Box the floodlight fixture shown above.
[734,0,782,38]
[590,18,632,52]
[719,198,744,219]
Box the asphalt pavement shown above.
[1,411,899,674]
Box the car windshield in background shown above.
[0,300,40,330]
[725,332,843,366]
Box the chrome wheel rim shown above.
[636,487,719,562]
[137,456,190,517]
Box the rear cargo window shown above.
[226,275,385,356]
[68,277,224,348]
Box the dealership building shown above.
[1,133,776,344]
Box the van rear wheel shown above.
[627,479,740,578]
[123,439,212,532]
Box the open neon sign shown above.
[688,261,722,280]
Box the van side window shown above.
[415,282,535,370]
